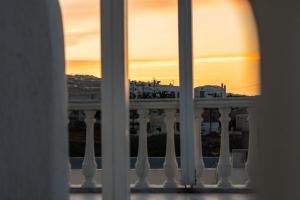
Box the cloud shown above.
[65,29,99,46]
[129,0,176,14]
[60,0,100,27]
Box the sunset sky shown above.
[59,0,260,95]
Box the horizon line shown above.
[66,53,260,65]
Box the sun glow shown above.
[60,0,260,95]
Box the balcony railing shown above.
[68,97,257,190]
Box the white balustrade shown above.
[68,98,256,189]
[217,108,232,188]
[195,108,205,187]
[245,107,258,188]
[135,109,150,188]
[82,110,97,188]
[163,109,179,188]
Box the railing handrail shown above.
[68,96,257,110]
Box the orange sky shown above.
[60,0,260,95]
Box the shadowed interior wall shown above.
[251,1,300,200]
[0,1,69,199]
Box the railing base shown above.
[70,184,254,194]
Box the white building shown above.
[194,84,227,98]
[130,80,179,98]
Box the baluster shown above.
[245,107,258,188]
[68,111,72,183]
[175,113,180,134]
[217,108,232,188]
[134,109,150,188]
[195,108,205,187]
[163,109,178,188]
[82,110,97,188]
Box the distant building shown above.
[194,84,227,98]
[235,114,249,132]
[130,80,179,99]
[68,75,245,100]
[67,75,101,101]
